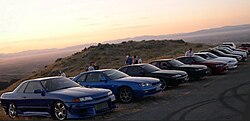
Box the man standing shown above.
[185,48,194,57]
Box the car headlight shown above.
[72,96,93,102]
[139,83,152,87]
[172,74,182,78]
[108,91,113,96]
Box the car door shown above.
[126,66,146,77]
[23,81,48,113]
[80,72,112,90]
[14,82,28,113]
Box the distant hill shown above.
[0,40,212,94]
[104,24,250,44]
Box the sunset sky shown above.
[0,0,250,53]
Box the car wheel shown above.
[207,67,212,75]
[159,78,167,90]
[118,87,133,103]
[53,101,67,120]
[8,103,17,119]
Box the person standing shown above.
[125,54,133,65]
[138,56,142,64]
[185,48,194,57]
[60,70,66,77]
[88,62,95,71]
[133,55,139,64]
[94,63,99,70]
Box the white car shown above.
[194,52,238,69]
[222,42,236,49]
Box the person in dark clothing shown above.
[94,63,99,70]
[133,55,139,64]
[125,54,133,65]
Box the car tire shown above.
[118,87,133,103]
[207,67,212,75]
[52,101,67,121]
[8,103,17,119]
[159,78,167,91]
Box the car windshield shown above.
[168,60,184,67]
[41,78,80,91]
[104,70,129,80]
[194,56,206,62]
[207,53,218,58]
[142,64,161,72]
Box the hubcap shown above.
[120,88,132,103]
[54,102,66,120]
[160,79,167,90]
[8,104,17,118]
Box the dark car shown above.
[72,69,161,103]
[200,48,242,61]
[118,64,189,90]
[239,43,250,53]
[0,77,116,120]
[176,56,228,74]
[216,47,248,61]
[219,44,249,54]
[149,59,208,79]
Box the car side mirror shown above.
[100,77,107,82]
[34,89,45,96]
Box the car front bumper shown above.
[65,95,116,119]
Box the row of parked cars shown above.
[0,42,249,120]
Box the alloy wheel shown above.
[119,87,133,103]
[54,102,67,120]
[8,103,17,119]
[160,79,167,90]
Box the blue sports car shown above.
[72,69,162,103]
[0,77,116,120]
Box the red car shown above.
[176,56,228,74]
[239,43,250,53]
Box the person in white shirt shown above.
[60,70,66,77]
[185,48,194,57]
[88,63,95,71]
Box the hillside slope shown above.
[0,40,212,94]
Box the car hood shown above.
[179,64,207,69]
[211,57,237,63]
[115,76,159,83]
[50,87,110,99]
[152,70,187,75]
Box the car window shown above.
[119,67,128,73]
[127,66,145,76]
[76,74,87,82]
[41,78,80,91]
[197,54,208,59]
[85,73,104,82]
[15,82,28,93]
[150,62,159,67]
[24,81,44,93]
[161,62,171,69]
[178,57,194,64]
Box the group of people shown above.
[125,54,142,65]
[87,62,99,71]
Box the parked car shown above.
[216,47,247,61]
[0,77,116,120]
[149,59,208,79]
[118,64,189,90]
[200,48,242,61]
[176,56,228,74]
[72,69,161,103]
[222,42,236,49]
[239,43,250,53]
[219,44,249,55]
[194,52,238,69]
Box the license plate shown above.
[95,102,109,111]
[110,95,116,102]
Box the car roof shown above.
[150,59,173,62]
[80,69,116,74]
[23,76,64,83]
[194,52,209,55]
[119,63,149,68]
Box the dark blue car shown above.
[0,77,116,120]
[72,69,162,103]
